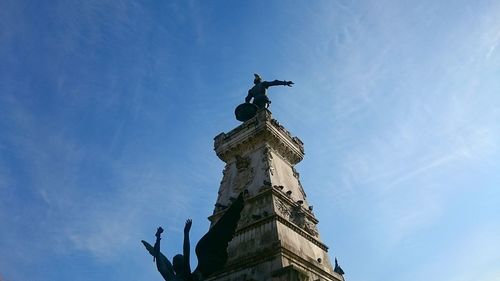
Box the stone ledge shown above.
[271,264,309,280]
[206,245,282,280]
[208,186,327,251]
[206,245,340,281]
[280,247,342,281]
[214,109,304,164]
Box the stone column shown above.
[207,109,342,281]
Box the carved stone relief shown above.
[236,155,250,171]
[304,218,319,237]
[275,198,319,238]
[291,206,306,228]
[262,146,275,176]
[234,155,254,193]
[275,198,292,220]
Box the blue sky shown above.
[1,1,500,280]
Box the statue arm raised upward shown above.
[141,228,175,281]
[183,219,193,278]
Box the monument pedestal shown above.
[207,109,343,281]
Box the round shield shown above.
[235,103,258,122]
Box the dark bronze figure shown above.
[245,74,294,109]
[235,74,294,122]
[142,194,245,281]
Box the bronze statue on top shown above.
[235,74,294,122]
[142,194,244,281]
[246,74,294,109]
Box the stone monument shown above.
[208,107,344,281]
[142,76,345,281]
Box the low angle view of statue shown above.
[141,194,244,281]
[235,74,294,122]
[142,74,344,281]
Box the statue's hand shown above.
[184,219,192,234]
[286,81,294,87]
[155,227,164,238]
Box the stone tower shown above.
[206,109,343,281]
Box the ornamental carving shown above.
[291,206,306,228]
[236,155,250,172]
[275,198,292,219]
[275,197,320,238]
[214,110,304,165]
[262,146,275,176]
[234,155,254,192]
[304,218,319,237]
[263,146,273,160]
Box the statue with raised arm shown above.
[245,73,294,109]
[141,193,245,281]
[235,74,294,122]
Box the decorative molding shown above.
[234,155,254,193]
[205,243,340,281]
[262,145,275,176]
[233,212,327,252]
[271,265,309,281]
[214,109,304,165]
[274,197,320,239]
[275,197,293,219]
[280,248,341,281]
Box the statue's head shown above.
[253,73,262,84]
[172,254,184,274]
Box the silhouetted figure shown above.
[142,194,245,281]
[334,257,345,275]
[153,227,163,262]
[245,74,294,109]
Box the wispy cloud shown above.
[410,224,500,281]
[0,97,196,262]
[280,3,500,279]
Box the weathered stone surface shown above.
[209,109,342,281]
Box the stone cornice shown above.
[270,186,319,224]
[205,244,282,280]
[232,189,329,252]
[206,244,340,281]
[214,109,304,164]
[280,247,341,281]
[208,186,321,235]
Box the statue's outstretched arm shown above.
[183,219,193,276]
[264,80,294,88]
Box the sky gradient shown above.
[1,1,500,281]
